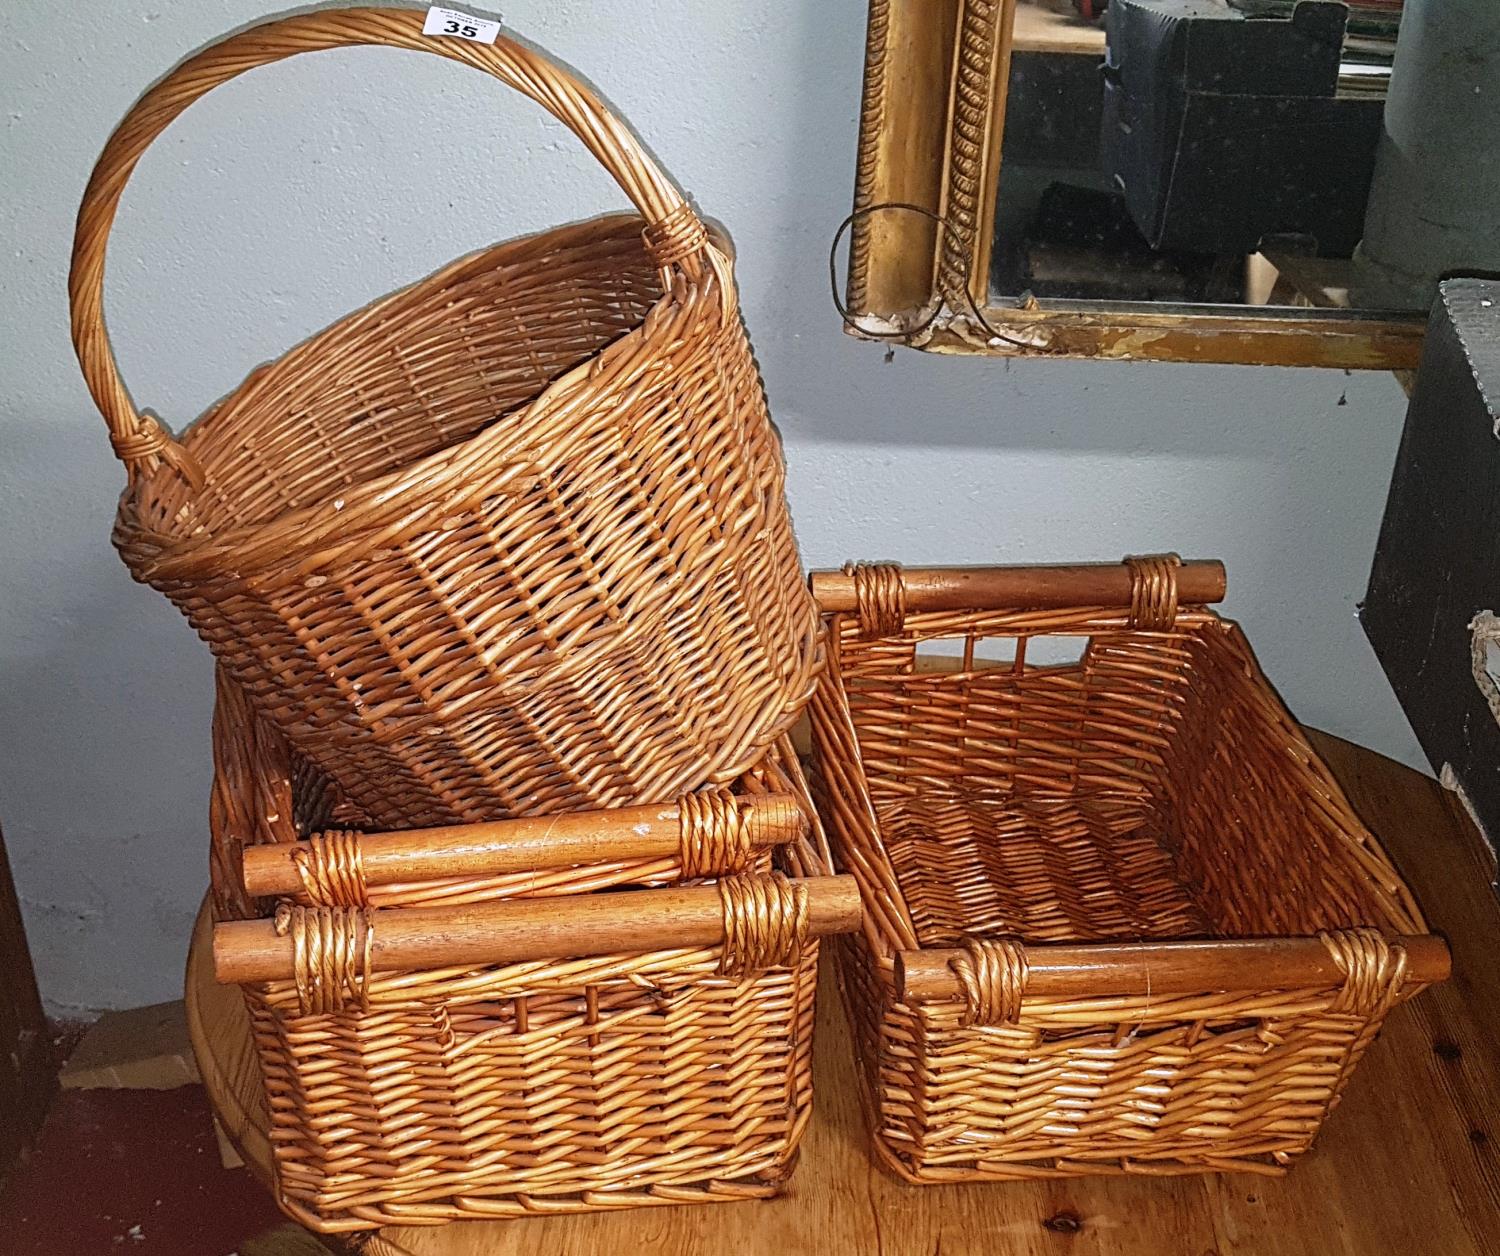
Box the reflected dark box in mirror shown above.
[1363,278,1500,884]
[1102,0,1382,257]
[993,37,1242,303]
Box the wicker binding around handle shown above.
[240,789,809,901]
[811,555,1227,634]
[70,5,727,489]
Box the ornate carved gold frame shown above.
[845,0,1426,368]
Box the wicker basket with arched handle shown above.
[71,7,821,827]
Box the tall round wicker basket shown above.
[70,7,821,826]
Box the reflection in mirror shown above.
[990,0,1420,315]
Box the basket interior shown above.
[883,794,1212,945]
[176,215,661,536]
[837,610,1419,947]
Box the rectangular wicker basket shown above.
[207,671,853,1233]
[808,555,1448,1182]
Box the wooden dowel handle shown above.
[811,560,1226,614]
[215,875,862,985]
[895,935,1450,1004]
[241,793,806,898]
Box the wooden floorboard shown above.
[186,731,1500,1255]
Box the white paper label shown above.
[423,7,501,44]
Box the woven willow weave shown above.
[72,8,820,828]
[809,557,1440,1182]
[209,672,831,1232]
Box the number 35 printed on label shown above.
[423,7,502,44]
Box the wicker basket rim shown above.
[119,214,731,584]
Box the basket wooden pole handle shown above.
[213,873,862,985]
[240,790,807,899]
[896,934,1451,1008]
[811,557,1226,628]
[70,6,725,489]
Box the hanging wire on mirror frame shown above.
[828,202,1041,351]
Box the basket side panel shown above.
[1156,624,1425,936]
[252,954,816,1229]
[809,629,921,953]
[871,988,1402,1180]
[830,609,1203,805]
[833,940,937,1183]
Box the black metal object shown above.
[1363,278,1500,873]
[1101,0,1383,256]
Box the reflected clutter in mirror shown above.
[991,0,1420,316]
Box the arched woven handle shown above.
[70,6,728,488]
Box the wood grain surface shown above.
[187,731,1499,1255]
[810,559,1226,614]
[212,875,860,983]
[239,793,806,898]
[1012,0,1107,56]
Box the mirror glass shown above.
[990,0,1423,315]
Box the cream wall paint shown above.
[0,0,1423,1013]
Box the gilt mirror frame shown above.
[845,0,1428,369]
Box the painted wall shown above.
[0,0,1423,1014]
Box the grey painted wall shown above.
[1,0,1423,1015]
